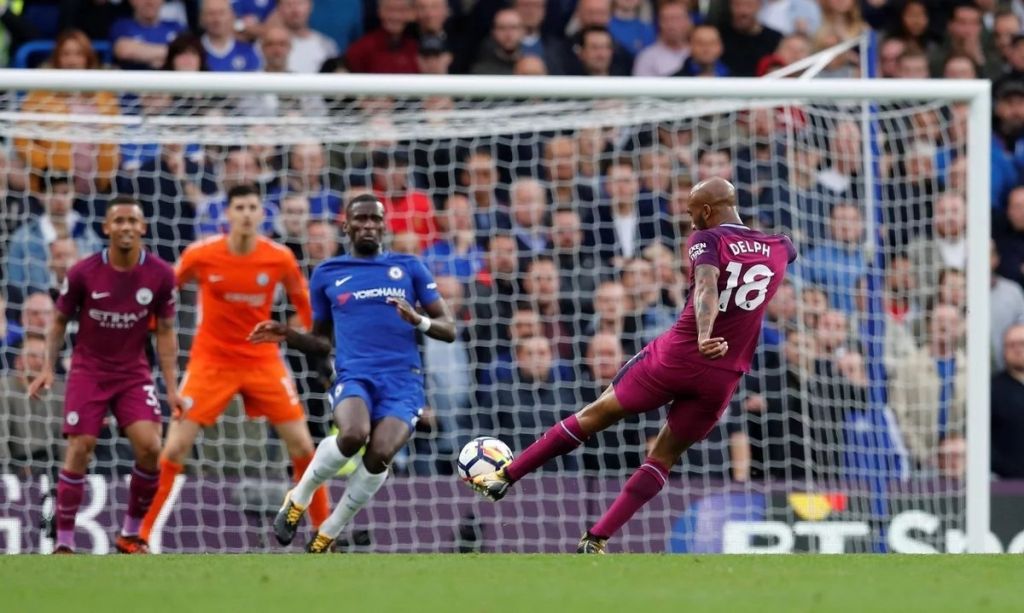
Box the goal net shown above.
[0,68,992,554]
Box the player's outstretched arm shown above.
[155,316,186,418]
[387,297,457,343]
[27,312,68,398]
[248,319,334,355]
[694,263,728,360]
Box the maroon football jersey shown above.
[664,223,796,373]
[56,249,176,376]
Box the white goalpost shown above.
[0,68,992,554]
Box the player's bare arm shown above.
[694,263,728,360]
[155,316,185,418]
[27,311,68,398]
[248,318,334,355]
[386,296,457,343]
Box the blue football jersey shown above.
[110,18,185,70]
[310,253,441,376]
[203,38,262,72]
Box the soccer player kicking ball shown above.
[470,177,797,553]
[28,196,180,554]
[139,185,330,546]
[249,194,456,553]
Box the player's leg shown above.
[55,434,96,553]
[271,419,330,528]
[578,423,692,554]
[273,386,370,546]
[472,348,672,501]
[140,367,234,544]
[116,419,163,553]
[308,416,409,553]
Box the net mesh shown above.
[0,83,970,554]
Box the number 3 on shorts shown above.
[143,384,159,412]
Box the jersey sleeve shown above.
[686,229,721,268]
[783,235,798,264]
[55,263,85,319]
[309,263,332,324]
[410,257,441,307]
[282,250,313,330]
[154,262,177,320]
[174,243,199,286]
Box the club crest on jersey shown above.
[389,266,403,280]
[66,411,79,426]
[136,288,153,305]
[688,242,707,261]
[256,272,269,286]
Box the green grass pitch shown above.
[2,554,1020,613]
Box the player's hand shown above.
[248,320,288,344]
[743,394,766,413]
[166,388,189,420]
[699,337,729,360]
[27,368,54,399]
[387,296,421,326]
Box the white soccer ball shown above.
[457,437,514,481]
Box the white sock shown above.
[292,436,351,507]
[318,462,388,538]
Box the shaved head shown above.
[687,177,740,230]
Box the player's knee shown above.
[336,430,368,457]
[136,441,161,467]
[361,448,391,474]
[64,436,96,470]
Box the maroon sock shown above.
[589,458,670,539]
[124,464,160,536]
[56,470,86,549]
[504,414,588,482]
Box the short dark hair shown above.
[346,193,383,214]
[580,25,612,47]
[697,147,731,163]
[108,194,139,208]
[227,184,259,204]
[42,172,71,191]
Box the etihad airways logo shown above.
[337,286,406,305]
[88,308,149,329]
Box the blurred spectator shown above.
[47,238,79,303]
[418,34,453,74]
[15,31,120,195]
[992,9,1021,65]
[286,142,340,218]
[580,331,646,473]
[642,242,686,314]
[523,258,575,360]
[344,0,416,74]
[0,333,64,476]
[514,55,548,75]
[543,136,596,211]
[583,280,636,355]
[991,241,1024,371]
[271,193,310,262]
[390,232,422,255]
[673,24,728,77]
[492,335,576,470]
[894,0,936,53]
[996,187,1024,286]
[992,81,1024,208]
[305,219,340,271]
[621,256,675,348]
[0,294,22,360]
[162,32,207,70]
[111,0,187,70]
[565,0,635,76]
[719,0,782,77]
[251,26,326,115]
[888,304,966,471]
[801,285,829,331]
[877,36,906,79]
[422,194,485,283]
[632,0,690,77]
[200,0,261,72]
[608,0,654,56]
[935,268,966,312]
[7,175,102,303]
[551,208,598,316]
[571,25,622,76]
[198,149,276,236]
[797,203,865,315]
[756,32,811,75]
[231,0,277,42]
[308,0,364,56]
[758,0,821,36]
[815,309,851,359]
[515,0,569,74]
[943,53,978,79]
[590,158,672,264]
[929,3,999,80]
[278,0,338,73]
[819,0,866,40]
[116,143,219,262]
[762,278,796,347]
[815,119,861,201]
[991,324,1024,478]
[1003,35,1024,80]
[907,193,966,301]
[509,178,551,261]
[459,148,511,243]
[21,292,55,337]
[260,24,293,73]
[371,151,437,249]
[471,8,523,75]
[484,234,520,322]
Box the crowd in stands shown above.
[0,0,1022,489]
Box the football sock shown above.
[56,470,86,550]
[140,459,184,541]
[292,436,351,507]
[589,458,670,539]
[318,462,388,539]
[504,414,588,482]
[123,464,160,537]
[291,453,330,528]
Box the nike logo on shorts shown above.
[91,291,110,299]
[335,275,353,287]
